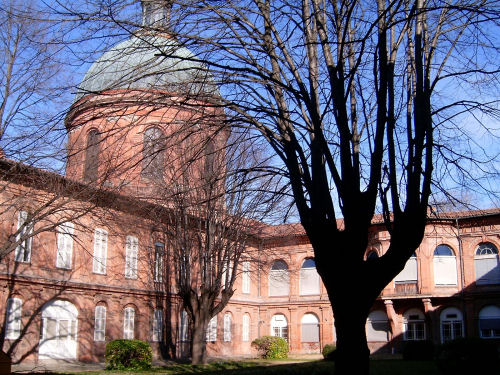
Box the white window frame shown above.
[440,307,463,343]
[94,305,106,342]
[152,309,163,342]
[56,222,74,269]
[474,243,500,285]
[206,315,217,342]
[93,228,108,274]
[242,261,250,294]
[403,309,426,341]
[242,314,250,342]
[123,307,135,339]
[15,211,32,263]
[223,313,232,342]
[271,314,288,341]
[5,298,22,339]
[125,236,138,279]
[479,305,500,338]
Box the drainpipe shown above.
[455,218,467,336]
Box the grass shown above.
[20,359,441,375]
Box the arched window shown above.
[301,313,320,342]
[366,310,390,342]
[474,243,500,285]
[433,245,457,285]
[123,307,135,339]
[242,314,250,342]
[299,258,320,295]
[206,315,217,342]
[269,260,289,296]
[142,127,165,180]
[224,313,232,342]
[440,307,463,343]
[478,305,500,338]
[94,305,106,342]
[269,260,290,296]
[271,314,288,341]
[403,308,426,341]
[83,129,100,182]
[39,300,78,359]
[394,253,418,294]
[5,298,22,339]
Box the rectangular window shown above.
[242,261,250,293]
[404,321,426,340]
[94,305,106,341]
[223,314,231,342]
[123,307,135,339]
[154,243,164,282]
[125,236,138,279]
[180,310,189,342]
[206,316,217,342]
[242,315,250,342]
[152,309,163,342]
[93,228,108,274]
[15,211,32,263]
[56,222,74,269]
[5,298,22,339]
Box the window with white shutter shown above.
[152,309,163,342]
[180,310,189,341]
[123,307,135,339]
[154,242,164,282]
[269,260,289,296]
[299,258,320,295]
[479,305,500,338]
[206,315,217,342]
[242,314,250,342]
[93,229,108,274]
[366,310,390,342]
[15,211,32,263]
[223,313,232,342]
[242,261,250,294]
[433,245,457,285]
[5,298,22,339]
[394,253,418,282]
[474,243,500,285]
[57,222,74,269]
[94,305,106,341]
[301,313,320,342]
[125,236,138,279]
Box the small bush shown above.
[402,340,435,360]
[322,344,336,361]
[251,336,289,359]
[436,338,499,375]
[105,339,153,370]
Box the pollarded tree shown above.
[165,1,500,373]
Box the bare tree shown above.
[156,1,500,373]
[148,129,279,364]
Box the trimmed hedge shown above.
[436,338,499,375]
[251,336,289,359]
[105,339,153,370]
[402,340,435,360]
[322,344,336,361]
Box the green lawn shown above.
[29,359,441,375]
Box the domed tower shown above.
[65,0,225,200]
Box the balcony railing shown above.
[394,281,419,295]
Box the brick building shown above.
[1,0,499,364]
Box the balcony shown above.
[394,281,419,295]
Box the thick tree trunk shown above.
[333,302,371,375]
[191,318,208,364]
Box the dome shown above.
[75,34,217,102]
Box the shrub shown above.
[402,340,435,360]
[322,344,336,361]
[105,339,153,370]
[251,336,289,359]
[436,338,499,375]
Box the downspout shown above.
[257,239,263,338]
[455,218,467,336]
